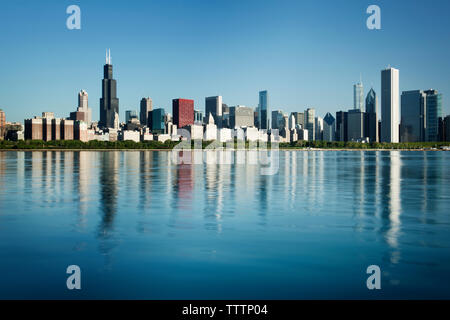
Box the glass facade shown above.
[425,90,443,142]
[151,108,165,132]
[305,108,315,141]
[258,90,268,129]
[125,110,138,123]
[354,81,364,110]
[323,112,335,141]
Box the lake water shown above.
[0,150,449,299]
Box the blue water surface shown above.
[0,150,449,299]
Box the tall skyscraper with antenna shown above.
[353,75,364,110]
[99,49,119,128]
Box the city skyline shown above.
[8,52,447,145]
[1,0,450,122]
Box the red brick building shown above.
[172,98,194,129]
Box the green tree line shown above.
[1,139,449,150]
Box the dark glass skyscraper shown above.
[140,97,153,127]
[99,50,119,128]
[365,88,379,142]
[336,111,348,142]
[205,96,223,128]
[400,90,426,142]
[424,89,443,142]
[258,90,268,130]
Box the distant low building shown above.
[204,114,217,141]
[244,127,259,142]
[156,134,171,143]
[74,121,88,142]
[24,118,43,140]
[120,130,140,142]
[61,119,74,140]
[218,128,233,142]
[230,105,254,128]
[141,131,153,142]
[186,124,203,140]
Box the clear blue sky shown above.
[0,0,449,123]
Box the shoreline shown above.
[0,148,447,152]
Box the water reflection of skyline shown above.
[1,150,449,270]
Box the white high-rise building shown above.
[289,114,296,130]
[381,67,400,143]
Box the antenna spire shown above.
[108,49,111,64]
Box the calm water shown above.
[0,150,449,299]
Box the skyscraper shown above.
[222,103,230,128]
[140,97,153,127]
[125,110,138,123]
[365,88,378,142]
[305,108,315,141]
[289,114,296,130]
[205,96,223,128]
[271,110,284,130]
[354,79,364,110]
[173,98,194,128]
[258,90,268,130]
[424,89,443,142]
[290,112,304,129]
[315,116,323,140]
[323,112,336,141]
[336,111,348,142]
[99,49,119,128]
[347,109,365,141]
[381,67,400,143]
[400,90,426,142]
[70,90,92,126]
[151,108,166,133]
